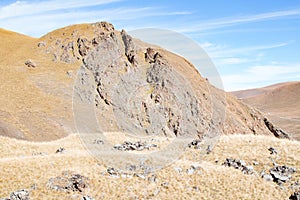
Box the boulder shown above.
[10,189,30,200]
[269,165,296,183]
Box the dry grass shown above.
[0,134,299,199]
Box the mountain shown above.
[0,22,288,142]
[232,81,300,140]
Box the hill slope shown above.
[232,82,300,140]
[0,22,288,141]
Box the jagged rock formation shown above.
[0,22,289,141]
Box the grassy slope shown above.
[0,134,299,199]
[0,28,78,141]
[232,82,300,140]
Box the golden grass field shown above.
[0,134,299,199]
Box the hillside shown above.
[0,22,288,142]
[232,82,300,140]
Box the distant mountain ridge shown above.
[232,81,300,140]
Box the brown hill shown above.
[0,22,288,141]
[232,82,300,140]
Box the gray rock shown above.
[186,165,198,175]
[47,171,89,192]
[107,167,120,178]
[25,60,36,68]
[188,139,202,149]
[174,167,183,173]
[37,41,46,47]
[10,189,29,200]
[253,161,259,166]
[264,118,290,139]
[223,158,254,175]
[121,30,137,66]
[262,173,274,182]
[148,174,157,183]
[55,147,65,153]
[268,147,278,155]
[290,191,300,200]
[269,165,296,183]
[113,141,157,151]
[82,196,94,200]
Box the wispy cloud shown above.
[179,9,300,33]
[0,0,122,20]
[203,41,293,59]
[0,0,190,36]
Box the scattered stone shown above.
[223,158,254,175]
[260,171,274,182]
[268,147,278,155]
[37,41,46,47]
[10,189,30,200]
[161,182,169,189]
[55,147,65,153]
[25,60,36,68]
[107,167,120,178]
[93,139,104,144]
[134,173,146,179]
[253,161,259,166]
[186,165,200,175]
[30,184,37,190]
[152,189,160,196]
[174,167,183,173]
[290,191,300,200]
[114,141,157,151]
[192,186,199,191]
[47,171,89,192]
[32,152,47,156]
[148,174,157,183]
[66,70,73,78]
[82,195,94,200]
[188,139,202,149]
[269,165,296,184]
[290,181,300,191]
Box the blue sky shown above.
[0,0,299,91]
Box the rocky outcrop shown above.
[21,21,289,142]
[223,158,254,175]
[264,118,289,139]
[114,141,158,151]
[47,171,89,192]
[269,165,296,184]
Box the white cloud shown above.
[178,9,300,33]
[218,57,250,65]
[0,1,191,36]
[203,41,293,58]
[0,0,122,20]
